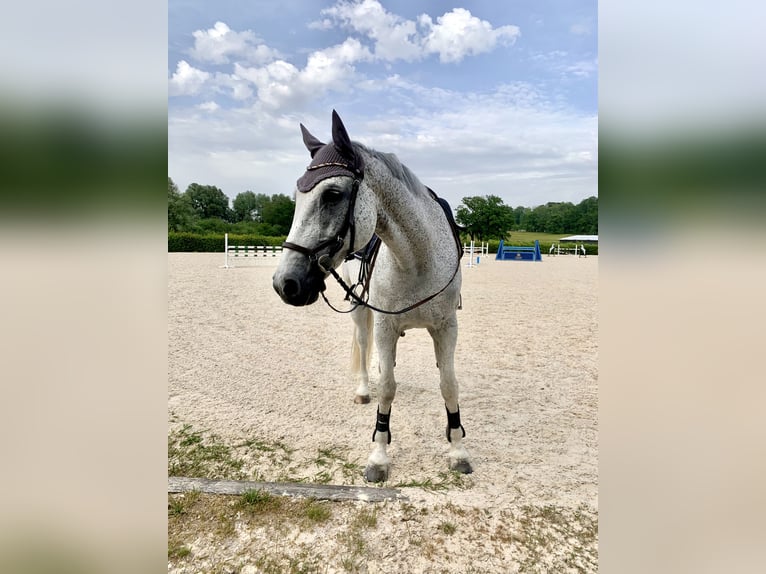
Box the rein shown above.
[320,251,461,316]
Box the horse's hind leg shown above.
[429,319,473,474]
[363,319,399,482]
[350,306,374,404]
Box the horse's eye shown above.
[322,189,344,204]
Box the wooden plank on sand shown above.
[169,476,406,502]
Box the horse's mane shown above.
[352,141,464,255]
[352,142,427,197]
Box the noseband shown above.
[282,175,362,271]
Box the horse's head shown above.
[273,110,376,306]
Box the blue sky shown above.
[169,0,597,209]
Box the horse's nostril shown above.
[282,278,300,299]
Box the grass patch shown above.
[352,507,378,529]
[168,492,597,573]
[312,446,364,484]
[168,424,246,480]
[237,437,296,468]
[336,506,380,572]
[169,423,367,485]
[167,542,191,560]
[238,488,283,513]
[255,550,325,574]
[302,499,332,523]
[394,470,473,492]
[168,490,201,516]
[510,504,599,573]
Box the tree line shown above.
[456,195,597,240]
[169,177,597,240]
[168,177,295,236]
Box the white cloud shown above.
[565,59,598,78]
[420,8,520,63]
[169,60,210,96]
[169,80,597,208]
[308,18,334,31]
[233,38,372,110]
[197,101,220,112]
[529,52,597,81]
[319,0,422,61]
[235,60,299,109]
[213,71,254,100]
[181,35,372,108]
[170,6,521,110]
[318,0,519,63]
[189,21,279,65]
[168,6,594,207]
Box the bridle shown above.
[282,172,362,267]
[282,165,463,316]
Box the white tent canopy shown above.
[559,235,598,242]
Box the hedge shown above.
[478,239,598,256]
[168,232,285,252]
[168,232,598,255]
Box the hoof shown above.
[354,394,371,404]
[364,464,389,483]
[450,459,473,474]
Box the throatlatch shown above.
[445,406,466,442]
[372,407,392,444]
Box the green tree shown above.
[456,195,514,241]
[233,191,256,222]
[185,183,230,219]
[575,196,598,234]
[512,206,528,230]
[260,194,295,235]
[168,177,195,231]
[524,208,541,232]
[232,191,273,222]
[523,199,597,233]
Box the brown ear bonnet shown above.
[296,110,364,192]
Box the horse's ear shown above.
[331,110,355,158]
[300,123,325,158]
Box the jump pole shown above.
[464,240,488,268]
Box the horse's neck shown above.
[365,162,435,267]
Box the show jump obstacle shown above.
[496,239,543,261]
[463,240,489,268]
[223,233,283,268]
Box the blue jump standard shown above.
[495,239,543,261]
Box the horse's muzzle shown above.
[272,270,326,307]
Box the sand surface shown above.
[168,252,598,572]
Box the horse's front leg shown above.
[350,306,373,404]
[429,319,473,474]
[363,320,398,482]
